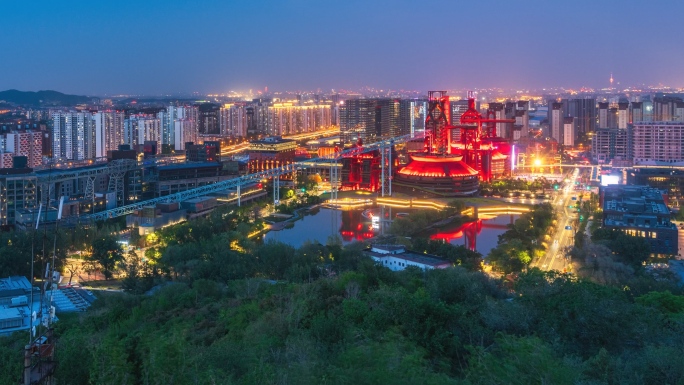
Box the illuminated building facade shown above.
[340,141,383,192]
[562,117,575,147]
[93,111,125,159]
[549,102,563,142]
[174,118,198,151]
[5,131,42,167]
[159,105,185,147]
[246,100,271,138]
[123,114,161,154]
[0,169,37,225]
[51,111,94,160]
[247,136,296,176]
[220,103,247,138]
[393,91,490,196]
[628,168,684,208]
[269,102,332,136]
[339,99,379,142]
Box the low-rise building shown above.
[0,276,46,336]
[364,244,452,271]
[601,185,678,256]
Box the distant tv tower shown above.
[610,72,614,87]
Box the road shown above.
[533,168,580,272]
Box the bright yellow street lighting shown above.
[534,159,542,167]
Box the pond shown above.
[262,206,518,256]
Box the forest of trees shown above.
[1,200,683,384]
[2,253,683,384]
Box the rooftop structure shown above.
[0,276,46,336]
[601,185,678,256]
[364,244,452,271]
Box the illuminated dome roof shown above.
[397,155,479,178]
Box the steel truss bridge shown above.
[81,133,422,223]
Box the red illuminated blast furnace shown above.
[449,91,515,182]
[393,91,480,196]
[393,90,515,196]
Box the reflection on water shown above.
[264,208,375,247]
[429,214,519,256]
[264,207,518,255]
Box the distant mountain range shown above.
[0,89,93,106]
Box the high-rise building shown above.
[245,100,271,138]
[642,97,654,122]
[375,99,401,138]
[6,131,42,167]
[220,103,247,138]
[632,122,684,163]
[93,110,125,159]
[676,101,684,122]
[505,102,520,139]
[448,99,470,142]
[562,117,574,147]
[51,111,94,160]
[653,96,684,122]
[269,102,332,136]
[631,102,643,123]
[592,128,630,164]
[486,103,506,138]
[197,103,221,135]
[608,107,618,129]
[549,102,563,142]
[159,105,185,147]
[617,102,629,129]
[340,99,378,142]
[515,109,529,138]
[598,102,609,128]
[124,114,161,154]
[450,99,470,126]
[399,99,428,136]
[174,119,198,151]
[564,98,596,136]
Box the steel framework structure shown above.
[82,133,421,222]
[35,159,139,205]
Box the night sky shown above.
[1,0,683,95]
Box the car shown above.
[571,196,577,200]
[565,225,572,230]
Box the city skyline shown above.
[2,0,684,95]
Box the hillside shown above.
[0,89,92,106]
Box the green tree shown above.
[88,235,124,279]
[612,233,651,267]
[489,239,531,274]
[465,335,582,385]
